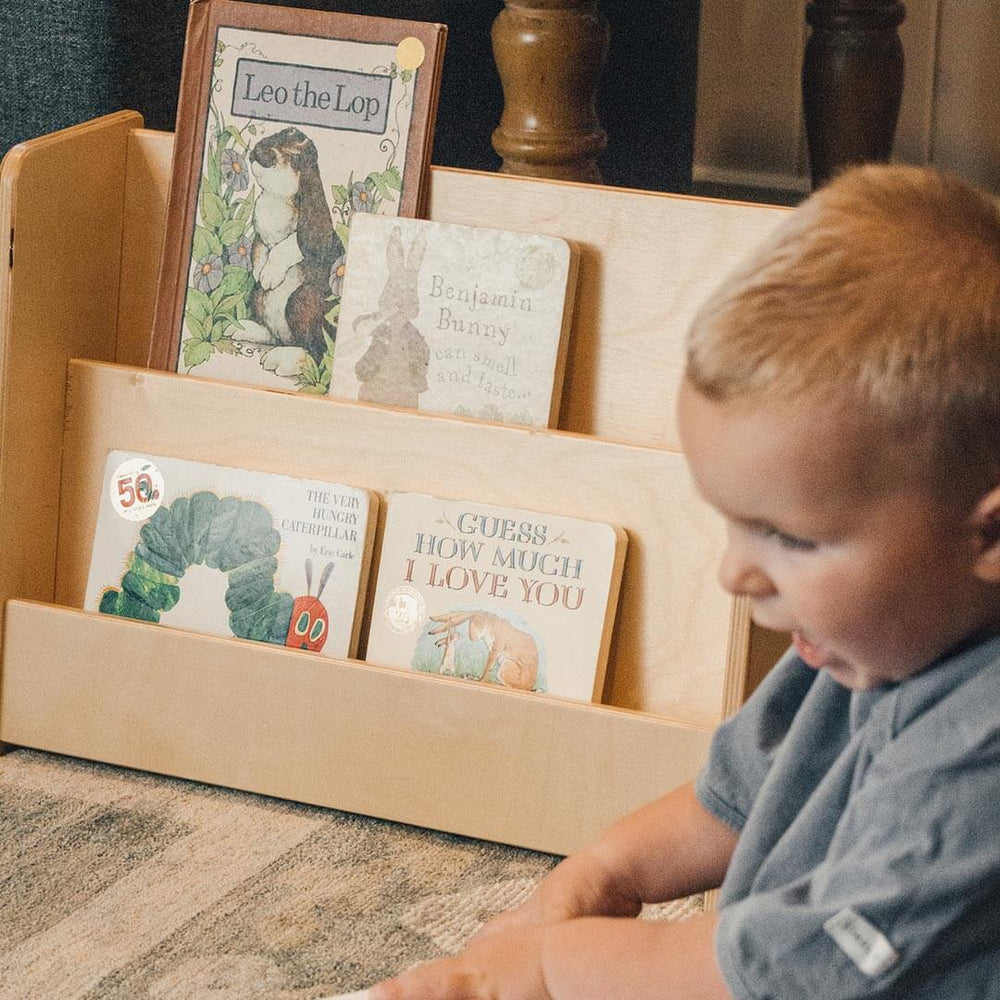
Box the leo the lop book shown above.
[147,0,446,395]
[84,451,377,658]
[328,214,579,427]
[365,492,628,702]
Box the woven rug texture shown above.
[0,748,702,999]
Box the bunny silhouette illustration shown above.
[353,226,430,408]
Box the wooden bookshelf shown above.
[0,112,789,854]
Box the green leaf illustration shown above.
[184,308,209,340]
[183,339,214,368]
[206,148,222,196]
[199,187,227,229]
[224,124,248,151]
[215,291,247,325]
[219,265,251,296]
[186,286,212,322]
[233,194,255,224]
[210,318,232,342]
[193,225,224,261]
[218,217,247,246]
[369,171,395,202]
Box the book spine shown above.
[147,0,216,371]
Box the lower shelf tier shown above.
[0,600,713,856]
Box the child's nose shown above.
[717,542,776,598]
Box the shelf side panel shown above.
[0,111,140,654]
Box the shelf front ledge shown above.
[0,600,713,855]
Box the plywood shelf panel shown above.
[116,130,789,450]
[1,600,712,856]
[56,360,740,727]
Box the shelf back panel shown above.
[117,129,790,450]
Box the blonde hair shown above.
[686,164,1000,493]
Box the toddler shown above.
[370,164,1000,999]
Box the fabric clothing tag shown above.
[824,907,899,977]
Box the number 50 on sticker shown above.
[110,457,165,521]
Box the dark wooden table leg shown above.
[491,0,610,183]
[802,0,906,188]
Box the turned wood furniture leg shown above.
[491,0,610,183]
[802,0,906,189]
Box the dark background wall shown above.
[0,0,700,194]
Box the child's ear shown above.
[971,483,1000,582]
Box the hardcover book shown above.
[147,0,446,395]
[365,492,628,702]
[328,214,579,427]
[84,451,377,658]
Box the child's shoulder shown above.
[874,634,1000,765]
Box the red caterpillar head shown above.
[286,559,332,652]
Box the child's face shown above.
[678,379,999,690]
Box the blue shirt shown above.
[696,635,1000,999]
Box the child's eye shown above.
[749,521,816,551]
[772,529,816,551]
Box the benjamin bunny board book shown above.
[328,214,579,427]
[365,492,628,702]
[148,0,446,394]
[85,451,377,658]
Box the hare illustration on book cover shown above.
[148,0,446,395]
[85,451,378,658]
[365,492,628,702]
[328,215,579,426]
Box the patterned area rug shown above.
[0,748,702,999]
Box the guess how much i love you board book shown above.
[328,214,579,427]
[84,451,377,658]
[148,0,446,394]
[365,492,628,702]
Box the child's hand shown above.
[368,922,552,1000]
[477,848,642,946]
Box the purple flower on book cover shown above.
[350,177,377,213]
[193,254,224,293]
[220,147,250,192]
[329,254,347,297]
[227,235,253,270]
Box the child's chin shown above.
[792,631,832,669]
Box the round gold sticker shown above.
[396,37,426,72]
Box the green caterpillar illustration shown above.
[99,492,332,651]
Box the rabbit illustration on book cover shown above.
[244,126,343,375]
[352,225,430,408]
[427,609,541,691]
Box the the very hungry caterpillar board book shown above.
[365,492,628,702]
[85,451,377,658]
[328,214,579,427]
[148,0,446,395]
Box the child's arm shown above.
[481,781,738,933]
[370,910,730,1000]
[543,912,730,999]
[369,781,739,1000]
